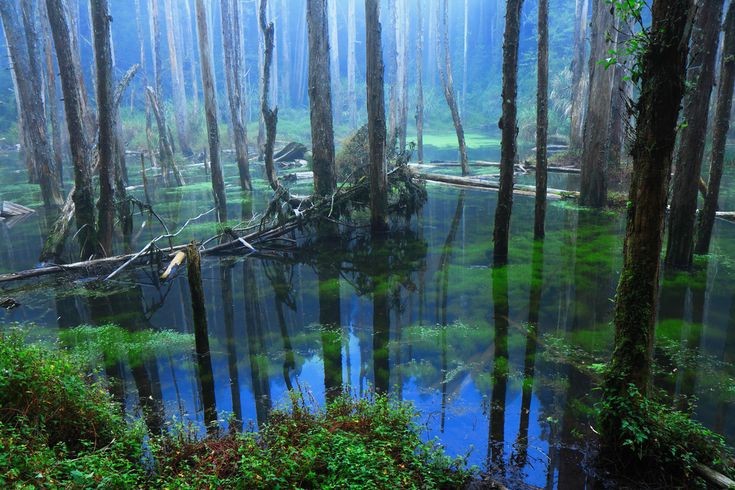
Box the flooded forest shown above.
[2,0,735,488]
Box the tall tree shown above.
[91,0,115,256]
[1,0,63,208]
[665,0,725,269]
[696,3,735,256]
[415,0,424,164]
[603,0,693,429]
[493,0,523,264]
[164,0,192,156]
[39,0,64,183]
[569,0,589,150]
[438,0,469,176]
[347,0,358,129]
[395,0,408,152]
[365,0,388,232]
[579,0,617,207]
[196,0,227,223]
[307,0,337,198]
[148,0,163,97]
[221,0,253,191]
[535,0,549,239]
[45,0,97,259]
[259,0,279,191]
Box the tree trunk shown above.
[196,0,227,223]
[67,0,96,141]
[146,87,185,186]
[605,0,693,411]
[257,1,266,159]
[39,0,64,187]
[696,3,735,256]
[184,0,200,113]
[221,0,252,191]
[307,0,337,198]
[579,0,617,207]
[569,0,589,150]
[164,0,192,156]
[397,0,408,152]
[438,0,469,176]
[91,0,115,257]
[607,25,630,171]
[493,0,523,264]
[415,0,424,164]
[259,0,279,192]
[365,0,388,233]
[279,0,291,108]
[535,0,548,240]
[328,0,340,120]
[462,0,469,115]
[148,0,163,97]
[1,0,63,209]
[348,0,358,129]
[665,0,725,269]
[45,0,97,259]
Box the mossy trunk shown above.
[534,0,549,239]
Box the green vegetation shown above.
[0,331,472,489]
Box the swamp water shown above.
[1,151,735,488]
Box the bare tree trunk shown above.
[387,0,397,150]
[607,25,630,170]
[579,0,617,207]
[348,0,358,129]
[259,0,279,191]
[415,0,424,164]
[492,0,523,264]
[268,0,278,110]
[328,0,340,119]
[164,0,192,156]
[91,0,115,256]
[396,0,408,152]
[2,0,63,208]
[569,0,589,150]
[146,87,185,186]
[307,0,337,198]
[184,0,200,113]
[196,0,227,223]
[296,12,308,107]
[665,0,724,269]
[148,0,163,98]
[535,0,548,240]
[365,0,388,233]
[696,3,735,256]
[462,0,468,115]
[67,0,96,141]
[280,0,291,108]
[604,0,693,412]
[222,0,252,191]
[39,0,64,186]
[438,0,469,176]
[257,1,266,159]
[45,0,97,259]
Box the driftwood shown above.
[274,142,307,162]
[1,201,35,218]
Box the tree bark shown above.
[535,0,549,240]
[438,0,469,176]
[45,0,97,259]
[665,0,725,269]
[415,0,424,164]
[164,0,192,156]
[1,0,63,209]
[570,0,589,150]
[146,87,185,187]
[91,0,115,256]
[67,0,96,141]
[348,0,358,129]
[365,0,388,233]
[183,0,200,113]
[493,0,523,264]
[221,0,253,191]
[259,0,279,192]
[579,0,617,207]
[40,0,64,187]
[605,0,693,406]
[196,0,227,223]
[696,3,735,256]
[307,0,337,198]
[148,0,163,97]
[328,0,340,120]
[279,0,292,108]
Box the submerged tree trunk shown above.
[91,0,116,256]
[46,0,97,259]
[196,0,227,223]
[696,3,735,256]
[347,0,358,129]
[221,0,252,191]
[665,0,724,269]
[579,0,617,208]
[164,0,192,156]
[569,0,589,150]
[415,0,424,164]
[535,0,549,240]
[1,0,63,208]
[604,0,693,417]
[438,0,468,176]
[365,0,388,233]
[307,0,337,198]
[493,0,523,264]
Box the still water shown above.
[1,151,734,488]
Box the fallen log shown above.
[694,463,735,489]
[415,171,577,200]
[1,201,35,217]
[274,141,307,162]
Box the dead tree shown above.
[67,0,96,141]
[696,3,735,256]
[146,87,185,187]
[347,0,358,129]
[259,0,279,191]
[221,0,253,191]
[39,0,64,188]
[307,0,337,198]
[570,0,589,150]
[327,0,340,118]
[438,0,469,176]
[579,0,617,207]
[148,0,163,97]
[45,0,97,259]
[493,0,523,264]
[91,0,115,256]
[0,0,63,208]
[164,0,192,156]
[535,0,549,239]
[365,0,388,232]
[665,0,725,269]
[415,0,424,164]
[196,0,228,223]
